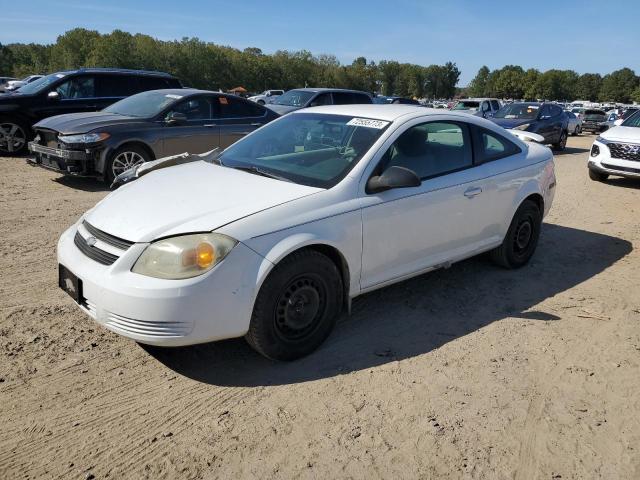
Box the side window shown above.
[56,76,95,99]
[216,96,265,118]
[137,76,173,92]
[167,96,212,120]
[332,92,351,105]
[309,93,332,107]
[383,122,472,179]
[95,75,135,97]
[540,105,552,118]
[473,127,521,164]
[491,100,500,111]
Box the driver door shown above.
[360,120,486,290]
[160,95,220,156]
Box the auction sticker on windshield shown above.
[165,94,183,99]
[346,118,390,129]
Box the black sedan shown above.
[28,89,279,184]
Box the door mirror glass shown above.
[367,166,421,193]
[47,91,60,101]
[165,111,188,125]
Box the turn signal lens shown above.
[196,242,215,268]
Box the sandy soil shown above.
[1,135,639,479]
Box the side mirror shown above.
[47,91,60,101]
[165,111,187,125]
[614,119,624,126]
[367,166,421,193]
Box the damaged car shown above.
[57,105,556,360]
[29,89,278,184]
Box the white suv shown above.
[451,98,502,118]
[248,89,284,105]
[588,111,640,181]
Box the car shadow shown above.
[52,175,110,193]
[144,224,631,386]
[555,146,589,155]
[603,177,640,190]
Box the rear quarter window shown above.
[472,126,522,164]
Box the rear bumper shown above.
[28,141,103,177]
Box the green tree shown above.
[575,73,602,102]
[468,66,490,97]
[599,68,638,103]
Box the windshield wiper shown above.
[228,165,293,183]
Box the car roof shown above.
[55,67,176,78]
[293,104,477,122]
[148,88,253,99]
[289,87,371,95]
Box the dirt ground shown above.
[1,134,639,479]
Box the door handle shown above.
[251,123,263,127]
[204,124,217,127]
[463,187,482,198]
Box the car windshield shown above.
[622,110,640,127]
[273,90,315,106]
[218,113,389,188]
[452,101,480,110]
[103,90,181,117]
[16,73,65,94]
[494,104,540,119]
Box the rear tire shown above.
[246,249,343,361]
[491,200,542,269]
[589,169,608,182]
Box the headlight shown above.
[132,233,237,280]
[513,123,530,131]
[58,132,110,144]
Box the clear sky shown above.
[1,0,639,85]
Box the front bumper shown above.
[28,141,103,177]
[588,139,640,179]
[57,222,266,346]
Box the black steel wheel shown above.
[246,249,343,361]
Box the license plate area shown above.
[58,264,82,303]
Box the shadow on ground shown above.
[603,177,640,190]
[145,224,631,386]
[52,175,109,192]
[555,146,589,155]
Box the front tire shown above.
[490,200,542,269]
[589,169,608,182]
[105,145,150,185]
[246,250,343,361]
[552,130,568,151]
[0,117,30,155]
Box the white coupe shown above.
[57,105,556,360]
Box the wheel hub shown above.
[275,276,325,340]
[515,220,532,250]
[0,123,26,153]
[112,151,145,176]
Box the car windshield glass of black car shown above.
[452,101,480,110]
[16,73,65,94]
[622,110,640,127]
[103,90,181,117]
[273,90,315,106]
[218,113,389,188]
[494,104,539,120]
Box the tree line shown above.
[467,65,640,104]
[0,28,461,98]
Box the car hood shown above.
[34,111,143,134]
[85,161,322,243]
[601,126,640,142]
[490,118,534,129]
[266,104,300,115]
